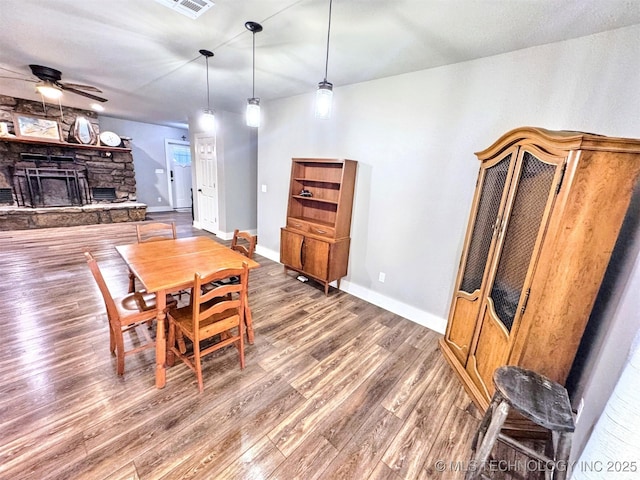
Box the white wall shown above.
[216,111,258,236]
[257,24,640,458]
[188,111,257,238]
[99,116,188,211]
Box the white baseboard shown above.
[256,245,279,262]
[216,228,258,241]
[146,206,173,213]
[339,280,446,334]
[254,245,446,334]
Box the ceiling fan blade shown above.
[60,84,108,102]
[1,65,31,77]
[59,82,103,93]
[0,75,36,82]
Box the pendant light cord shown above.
[252,32,256,98]
[205,55,211,110]
[323,0,333,82]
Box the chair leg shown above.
[108,321,116,354]
[466,398,510,480]
[177,329,187,354]
[472,398,495,454]
[244,300,254,344]
[167,320,176,367]
[128,269,136,293]
[194,341,204,393]
[238,327,245,370]
[114,325,126,376]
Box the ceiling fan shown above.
[0,64,107,103]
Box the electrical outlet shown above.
[157,197,162,202]
[378,272,386,283]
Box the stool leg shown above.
[472,396,496,453]
[466,399,510,480]
[553,432,572,480]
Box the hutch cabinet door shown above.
[443,148,517,364]
[280,229,304,270]
[466,144,566,398]
[302,236,330,280]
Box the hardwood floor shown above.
[0,212,542,480]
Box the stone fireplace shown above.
[0,95,146,230]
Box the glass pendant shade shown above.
[36,81,63,99]
[315,81,333,119]
[200,108,216,131]
[246,98,261,128]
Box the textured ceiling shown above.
[1,0,639,128]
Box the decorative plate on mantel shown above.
[99,131,122,147]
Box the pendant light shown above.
[199,49,216,131]
[315,0,334,119]
[245,21,263,128]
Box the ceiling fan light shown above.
[90,103,105,112]
[315,81,333,119]
[246,98,260,128]
[35,81,63,99]
[200,108,216,131]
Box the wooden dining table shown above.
[115,236,260,388]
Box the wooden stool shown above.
[466,366,575,480]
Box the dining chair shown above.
[202,230,257,342]
[136,221,178,243]
[206,230,257,288]
[167,262,248,393]
[231,229,257,259]
[129,221,178,293]
[85,251,177,375]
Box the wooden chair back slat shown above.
[168,262,249,392]
[136,222,177,243]
[230,229,257,259]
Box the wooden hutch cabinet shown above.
[280,158,357,295]
[440,127,640,412]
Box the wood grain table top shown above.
[116,236,260,294]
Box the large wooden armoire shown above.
[440,127,640,413]
[280,158,357,295]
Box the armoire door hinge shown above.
[556,164,567,194]
[521,288,531,314]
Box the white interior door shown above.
[195,133,218,233]
[165,140,192,210]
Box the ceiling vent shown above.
[154,0,214,19]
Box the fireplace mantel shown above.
[0,135,131,152]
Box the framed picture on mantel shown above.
[12,114,62,142]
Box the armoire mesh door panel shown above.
[460,155,511,294]
[490,151,557,332]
